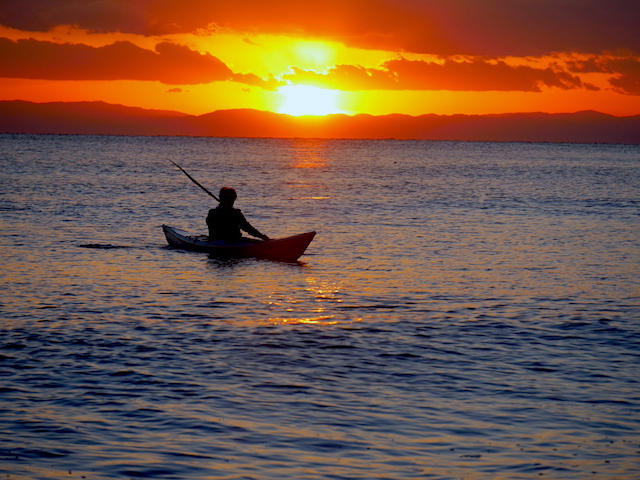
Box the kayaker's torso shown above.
[207,206,262,242]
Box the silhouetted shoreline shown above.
[2,100,639,144]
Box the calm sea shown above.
[1,134,639,480]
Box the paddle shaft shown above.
[170,160,220,202]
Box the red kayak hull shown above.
[162,225,315,262]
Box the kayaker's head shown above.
[219,186,237,207]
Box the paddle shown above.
[169,160,220,202]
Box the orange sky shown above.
[1,0,639,117]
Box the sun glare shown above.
[277,85,345,116]
[293,41,335,67]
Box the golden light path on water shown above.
[262,277,346,326]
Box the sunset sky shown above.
[1,0,639,117]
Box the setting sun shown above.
[276,85,346,116]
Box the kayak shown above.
[162,225,316,262]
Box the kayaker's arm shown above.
[238,212,269,240]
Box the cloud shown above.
[230,73,283,90]
[284,58,596,93]
[0,37,262,85]
[243,37,260,47]
[1,0,638,56]
[567,55,640,95]
[383,58,590,92]
[0,0,147,33]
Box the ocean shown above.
[1,134,639,479]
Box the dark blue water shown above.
[1,135,639,479]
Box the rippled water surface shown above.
[1,134,639,479]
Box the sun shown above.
[276,85,346,116]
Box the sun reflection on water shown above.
[289,138,330,169]
[266,315,340,326]
[259,276,347,325]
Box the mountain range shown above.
[1,100,639,144]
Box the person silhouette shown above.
[206,187,269,242]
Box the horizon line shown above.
[2,99,638,119]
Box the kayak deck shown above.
[162,225,315,262]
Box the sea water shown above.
[1,134,639,480]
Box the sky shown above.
[0,0,639,117]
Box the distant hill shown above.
[1,100,639,144]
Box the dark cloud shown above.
[1,0,638,56]
[284,58,595,93]
[0,37,275,87]
[606,58,640,95]
[384,58,589,92]
[609,75,640,96]
[0,0,147,33]
[568,55,640,95]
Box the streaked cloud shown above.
[2,0,638,56]
[284,58,597,93]
[0,37,277,88]
[567,55,640,95]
